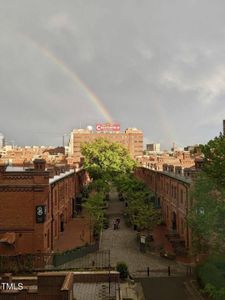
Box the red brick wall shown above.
[0,164,89,255]
[135,167,191,248]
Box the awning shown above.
[0,232,16,245]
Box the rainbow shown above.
[23,34,113,123]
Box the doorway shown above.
[60,214,64,232]
[172,212,177,231]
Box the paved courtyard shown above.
[138,277,203,300]
[100,188,185,276]
[54,212,91,252]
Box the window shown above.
[47,195,50,214]
[180,190,183,204]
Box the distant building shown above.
[184,144,201,155]
[0,133,5,148]
[68,124,143,164]
[146,143,160,152]
[0,146,67,167]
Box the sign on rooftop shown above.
[96,123,120,132]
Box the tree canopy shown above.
[187,173,225,254]
[113,174,160,232]
[83,192,105,238]
[201,133,225,187]
[81,139,136,179]
[187,134,225,254]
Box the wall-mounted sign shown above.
[96,123,120,132]
[36,205,46,223]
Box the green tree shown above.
[81,139,136,179]
[201,133,225,187]
[114,174,159,232]
[88,178,110,194]
[129,201,161,232]
[116,262,129,279]
[83,192,105,239]
[187,134,225,255]
[187,173,225,254]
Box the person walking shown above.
[113,219,117,230]
[116,218,120,229]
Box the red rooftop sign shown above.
[96,123,120,132]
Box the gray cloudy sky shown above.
[1,0,225,149]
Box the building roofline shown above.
[141,166,192,185]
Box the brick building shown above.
[0,133,5,149]
[0,159,89,255]
[68,126,143,164]
[137,151,195,172]
[135,166,192,250]
[0,271,120,299]
[0,146,66,167]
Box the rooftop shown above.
[160,170,192,184]
[6,166,25,172]
[73,282,118,300]
[49,169,75,184]
[143,166,192,184]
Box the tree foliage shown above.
[87,178,110,194]
[187,173,225,254]
[128,200,161,232]
[116,262,129,279]
[81,139,160,238]
[187,134,225,255]
[113,174,160,231]
[201,133,225,187]
[83,192,105,236]
[197,256,225,300]
[81,139,136,179]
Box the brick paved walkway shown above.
[54,212,91,252]
[100,188,185,276]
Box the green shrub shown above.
[197,256,225,300]
[197,262,225,289]
[116,262,129,279]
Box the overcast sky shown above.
[1,0,225,149]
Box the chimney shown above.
[0,162,7,173]
[33,159,46,171]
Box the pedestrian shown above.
[113,220,116,230]
[168,266,171,276]
[116,218,120,229]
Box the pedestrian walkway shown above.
[100,188,185,276]
[54,212,91,252]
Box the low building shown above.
[135,166,192,251]
[0,159,89,255]
[0,271,120,299]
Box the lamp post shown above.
[108,250,111,297]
